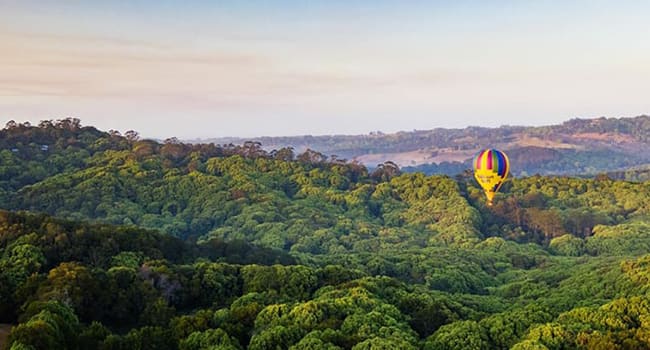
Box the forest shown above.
[1,119,650,349]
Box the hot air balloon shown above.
[473,148,510,206]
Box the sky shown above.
[1,1,649,139]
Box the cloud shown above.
[1,30,174,50]
[0,28,277,98]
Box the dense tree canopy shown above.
[2,119,650,349]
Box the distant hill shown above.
[195,115,650,176]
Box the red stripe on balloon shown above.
[476,150,486,169]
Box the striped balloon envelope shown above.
[473,149,510,205]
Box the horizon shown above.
[186,114,641,141]
[4,114,642,141]
[2,1,650,139]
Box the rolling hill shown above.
[2,118,650,349]
[197,115,650,176]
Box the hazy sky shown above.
[1,1,649,139]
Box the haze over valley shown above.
[199,115,650,177]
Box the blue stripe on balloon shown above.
[495,150,505,176]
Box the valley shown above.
[1,118,650,349]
